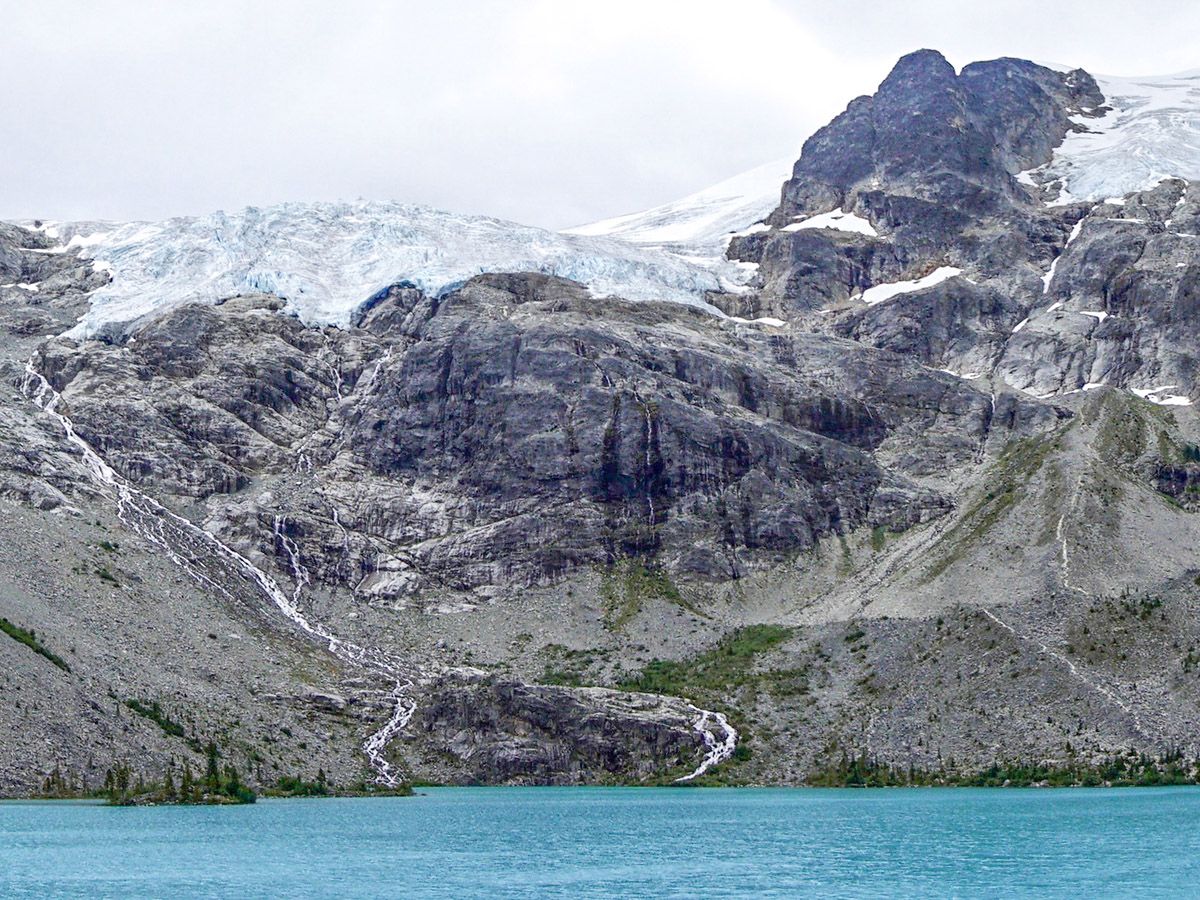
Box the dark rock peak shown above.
[725,51,1113,319]
[772,50,1101,226]
[879,47,958,89]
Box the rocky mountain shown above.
[6,49,1200,795]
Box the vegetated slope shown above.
[8,49,1200,792]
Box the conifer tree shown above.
[204,742,220,792]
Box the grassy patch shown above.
[870,526,887,552]
[0,617,70,672]
[540,644,605,686]
[924,433,1060,580]
[617,624,794,697]
[124,698,202,750]
[600,560,697,629]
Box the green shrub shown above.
[0,617,70,672]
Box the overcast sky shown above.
[3,0,1199,228]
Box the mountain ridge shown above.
[6,48,1200,795]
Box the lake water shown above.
[2,786,1197,897]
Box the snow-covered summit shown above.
[52,200,766,338]
[1043,70,1200,202]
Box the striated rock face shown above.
[412,674,701,785]
[31,268,1064,601]
[996,179,1200,399]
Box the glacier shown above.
[45,201,771,338]
[1043,70,1200,203]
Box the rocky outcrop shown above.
[771,51,1101,223]
[32,270,1057,601]
[412,673,702,784]
[997,179,1200,399]
[726,51,1103,324]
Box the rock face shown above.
[412,674,702,785]
[33,270,1032,600]
[8,49,1200,793]
[773,52,1102,222]
[728,51,1104,322]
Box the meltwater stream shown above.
[20,356,735,783]
[21,359,419,786]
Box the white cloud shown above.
[1,1,1197,228]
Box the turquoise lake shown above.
[2,786,1198,897]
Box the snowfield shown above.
[50,201,771,338]
[782,208,878,237]
[859,267,964,305]
[563,157,793,252]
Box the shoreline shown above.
[8,779,1200,803]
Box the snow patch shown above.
[1041,258,1060,293]
[936,368,981,380]
[1042,218,1086,294]
[725,222,771,242]
[859,267,963,306]
[1131,384,1193,405]
[782,208,878,237]
[727,316,786,328]
[1167,183,1188,227]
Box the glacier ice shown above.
[52,200,769,338]
[24,66,1200,341]
[1045,70,1200,202]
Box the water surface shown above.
[2,786,1196,897]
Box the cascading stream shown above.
[674,706,738,783]
[21,352,734,785]
[22,357,418,786]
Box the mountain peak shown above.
[885,47,957,80]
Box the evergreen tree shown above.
[204,742,220,792]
